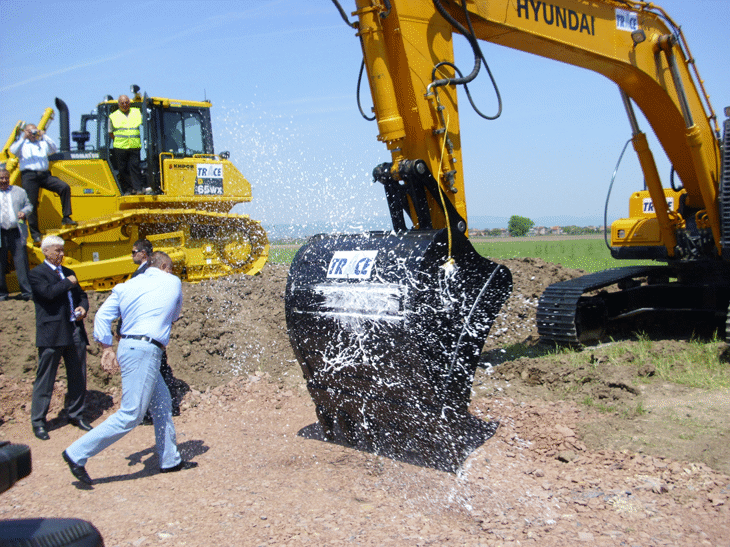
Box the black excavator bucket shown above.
[285,228,512,470]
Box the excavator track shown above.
[538,263,730,345]
[539,265,675,345]
[37,208,268,290]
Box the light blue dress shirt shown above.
[94,267,183,346]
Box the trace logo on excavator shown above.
[516,0,596,36]
[643,197,675,214]
[327,250,378,279]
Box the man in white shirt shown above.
[62,252,197,485]
[0,168,33,301]
[9,123,77,244]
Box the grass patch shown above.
[536,336,730,391]
[269,247,299,264]
[471,238,655,273]
[655,352,730,389]
[270,237,657,272]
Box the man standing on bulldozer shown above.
[9,123,77,244]
[109,95,145,195]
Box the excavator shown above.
[1,86,268,291]
[285,0,727,465]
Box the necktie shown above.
[56,266,77,321]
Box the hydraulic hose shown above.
[430,0,502,120]
[604,138,633,251]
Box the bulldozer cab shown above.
[87,95,218,194]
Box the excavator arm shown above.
[354,0,720,258]
[284,0,726,469]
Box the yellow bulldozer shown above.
[1,86,268,291]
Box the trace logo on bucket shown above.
[327,250,378,279]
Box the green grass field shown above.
[269,246,300,264]
[269,237,657,273]
[470,237,656,273]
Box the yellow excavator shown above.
[285,0,726,466]
[1,86,268,291]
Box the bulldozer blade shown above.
[285,229,512,467]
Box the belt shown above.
[120,334,165,349]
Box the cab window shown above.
[162,111,206,156]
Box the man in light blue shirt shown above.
[62,251,197,485]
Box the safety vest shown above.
[109,108,142,149]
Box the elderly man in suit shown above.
[28,235,92,440]
[0,167,33,301]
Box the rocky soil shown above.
[1,259,729,546]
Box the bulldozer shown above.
[285,0,727,468]
[1,86,268,291]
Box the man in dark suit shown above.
[127,238,180,422]
[28,235,92,440]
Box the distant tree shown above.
[488,228,502,237]
[508,215,534,237]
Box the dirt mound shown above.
[1,258,577,399]
[484,257,585,349]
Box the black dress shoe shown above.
[70,417,93,431]
[62,450,93,485]
[160,460,198,474]
[61,217,78,226]
[33,425,50,440]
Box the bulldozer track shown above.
[46,208,269,289]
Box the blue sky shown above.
[1,0,728,230]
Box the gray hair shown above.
[40,235,65,249]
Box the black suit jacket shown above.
[29,262,89,348]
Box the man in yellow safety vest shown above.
[109,95,147,195]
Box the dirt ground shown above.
[1,259,729,546]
